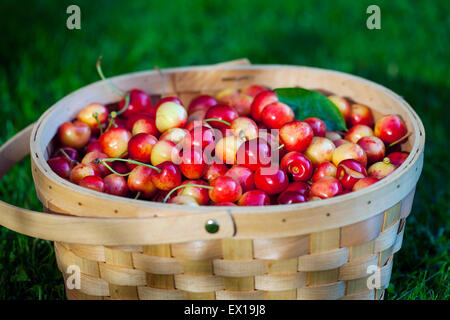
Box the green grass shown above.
[0,0,448,300]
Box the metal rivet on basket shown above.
[205,219,219,234]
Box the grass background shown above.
[0,0,448,299]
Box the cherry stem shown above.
[203,118,231,126]
[154,65,165,98]
[104,112,117,133]
[102,161,131,177]
[59,148,79,165]
[93,112,104,135]
[277,144,285,150]
[115,93,130,117]
[389,132,412,147]
[134,191,141,200]
[97,158,162,174]
[163,184,213,203]
[96,56,125,98]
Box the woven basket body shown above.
[0,60,424,300]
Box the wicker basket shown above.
[0,59,425,300]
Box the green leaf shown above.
[274,87,347,131]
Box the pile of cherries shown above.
[47,68,410,206]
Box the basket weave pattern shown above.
[55,189,414,300]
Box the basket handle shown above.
[0,125,236,245]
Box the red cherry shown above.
[336,159,367,189]
[386,152,409,167]
[348,104,374,127]
[82,151,109,177]
[203,163,229,183]
[79,175,105,193]
[54,147,80,162]
[150,161,182,191]
[85,139,102,154]
[304,117,327,137]
[70,163,98,184]
[277,191,307,204]
[312,162,337,182]
[58,121,91,150]
[125,112,154,131]
[254,167,289,195]
[251,91,278,122]
[209,176,242,203]
[352,177,379,191]
[177,180,210,205]
[188,95,217,114]
[99,127,132,158]
[104,174,128,197]
[184,125,216,150]
[225,165,255,192]
[285,181,311,197]
[238,190,270,206]
[118,89,153,118]
[179,149,208,180]
[128,133,158,163]
[280,151,313,182]
[127,166,157,198]
[47,156,74,179]
[374,115,408,144]
[310,177,343,199]
[242,85,268,98]
[236,138,272,171]
[357,136,386,164]
[204,104,238,131]
[280,121,314,152]
[261,102,294,129]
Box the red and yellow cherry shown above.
[277,191,307,204]
[159,128,188,145]
[215,135,244,165]
[169,195,199,206]
[125,112,154,131]
[242,85,268,98]
[99,127,132,158]
[150,161,182,191]
[310,177,343,199]
[103,174,128,197]
[54,146,80,162]
[155,96,183,111]
[209,176,242,203]
[345,124,374,144]
[77,103,109,131]
[280,121,314,152]
[127,133,158,163]
[188,94,217,114]
[368,158,396,179]
[179,149,207,179]
[261,102,294,129]
[215,88,239,105]
[285,181,311,197]
[348,104,374,127]
[82,151,109,177]
[254,167,289,195]
[47,156,74,179]
[150,140,179,166]
[155,101,188,133]
[177,180,210,205]
[281,151,313,182]
[230,117,258,141]
[374,114,408,144]
[204,104,238,131]
[58,120,91,150]
[357,136,385,164]
[127,165,157,198]
[305,137,335,165]
[387,152,409,167]
[336,159,368,190]
[118,89,153,118]
[312,162,337,182]
[304,117,327,137]
[204,163,229,183]
[352,177,379,191]
[326,131,342,141]
[238,190,270,206]
[85,139,102,154]
[236,138,272,171]
[251,91,278,122]
[79,175,105,193]
[332,142,367,167]
[184,125,216,150]
[70,163,98,184]
[132,118,159,137]
[230,93,253,116]
[225,165,255,192]
[333,139,350,148]
[328,95,351,121]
